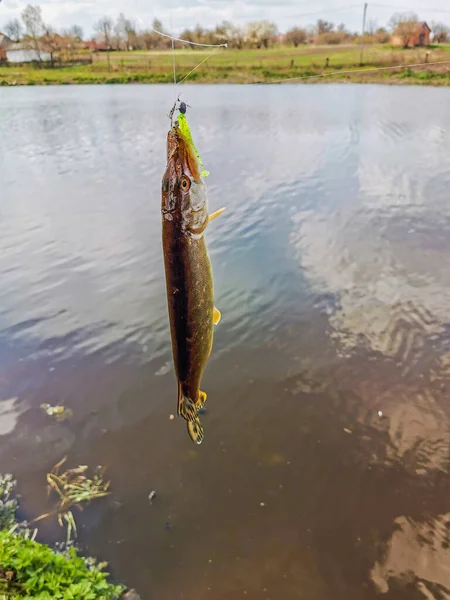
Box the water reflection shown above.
[371,514,450,597]
[1,84,450,599]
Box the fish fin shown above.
[177,382,197,421]
[196,390,207,410]
[209,208,225,222]
[187,415,204,445]
[213,307,221,325]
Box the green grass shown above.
[1,44,450,85]
[0,532,124,599]
[0,474,128,600]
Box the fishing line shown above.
[135,17,227,48]
[261,59,450,84]
[136,15,227,94]
[177,46,223,85]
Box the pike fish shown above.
[161,116,223,444]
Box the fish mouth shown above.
[167,126,201,183]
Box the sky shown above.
[1,0,450,37]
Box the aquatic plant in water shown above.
[34,456,110,543]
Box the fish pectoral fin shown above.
[196,390,207,410]
[213,307,221,325]
[187,415,204,445]
[208,208,225,222]
[177,383,197,421]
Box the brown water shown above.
[1,84,450,599]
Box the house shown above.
[82,40,107,52]
[392,21,431,48]
[6,43,51,63]
[0,33,14,49]
[0,33,14,58]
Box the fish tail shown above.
[187,415,204,445]
[177,382,197,421]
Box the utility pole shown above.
[360,2,368,66]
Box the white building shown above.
[6,44,51,63]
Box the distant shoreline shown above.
[1,74,450,86]
[1,44,450,87]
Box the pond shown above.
[1,83,450,599]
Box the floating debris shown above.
[40,403,73,422]
[343,428,352,434]
[148,491,156,504]
[123,590,142,600]
[33,457,110,543]
[377,410,383,417]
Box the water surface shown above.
[1,84,450,599]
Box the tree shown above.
[124,19,136,50]
[69,24,83,41]
[42,25,63,66]
[114,13,128,50]
[21,4,45,63]
[284,27,307,47]
[366,19,378,36]
[225,22,245,49]
[430,21,449,44]
[94,16,113,68]
[317,19,334,35]
[388,12,419,48]
[4,18,23,42]
[245,21,277,49]
[375,27,390,43]
[113,14,136,50]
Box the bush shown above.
[0,531,125,599]
[317,31,349,45]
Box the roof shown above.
[7,43,27,51]
[0,33,14,48]
[421,22,431,32]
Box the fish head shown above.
[162,125,208,236]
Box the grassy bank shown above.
[0,474,132,599]
[1,44,450,86]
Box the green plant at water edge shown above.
[0,475,17,531]
[33,457,110,543]
[0,530,125,599]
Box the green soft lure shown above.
[177,113,210,178]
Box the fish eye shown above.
[180,175,191,191]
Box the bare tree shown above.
[42,25,62,66]
[430,21,449,44]
[114,13,126,50]
[366,19,378,36]
[94,16,113,68]
[389,12,419,48]
[4,18,23,42]
[284,27,307,47]
[317,19,334,35]
[69,24,83,41]
[138,19,170,50]
[124,19,136,50]
[114,13,136,50]
[21,4,45,63]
